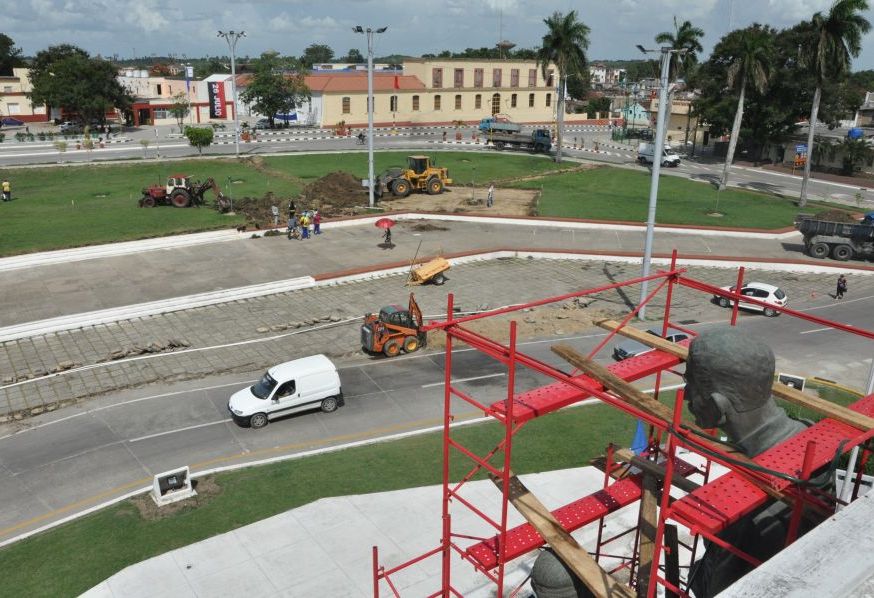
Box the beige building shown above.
[309,57,560,128]
[649,96,710,147]
[0,68,48,123]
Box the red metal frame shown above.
[373,256,874,597]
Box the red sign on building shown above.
[208,81,226,119]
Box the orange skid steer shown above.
[361,293,426,357]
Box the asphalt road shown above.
[1,291,872,544]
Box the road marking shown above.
[128,419,232,443]
[801,326,837,335]
[421,372,505,388]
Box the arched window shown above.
[491,93,501,115]
[475,94,482,109]
[434,95,442,111]
[454,94,462,110]
[390,95,398,112]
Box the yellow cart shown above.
[408,257,450,286]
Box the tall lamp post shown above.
[218,30,245,158]
[353,25,388,208]
[635,44,685,320]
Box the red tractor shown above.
[139,175,231,212]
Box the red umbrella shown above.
[375,217,396,229]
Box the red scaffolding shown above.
[373,251,874,597]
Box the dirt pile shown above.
[813,209,860,223]
[232,192,287,227]
[299,171,368,216]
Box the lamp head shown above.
[376,27,387,33]
[636,44,647,54]
[353,26,364,33]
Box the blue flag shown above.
[631,420,648,455]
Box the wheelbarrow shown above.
[407,257,450,286]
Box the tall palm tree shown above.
[719,26,773,190]
[799,0,870,207]
[655,17,705,81]
[537,10,590,163]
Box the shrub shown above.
[15,132,25,142]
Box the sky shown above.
[4,0,874,70]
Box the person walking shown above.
[313,210,321,235]
[1,178,10,202]
[271,204,280,227]
[836,274,848,300]
[288,200,296,221]
[486,182,494,208]
[383,228,392,246]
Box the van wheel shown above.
[321,397,339,413]
[249,413,268,429]
[403,336,420,352]
[718,297,731,308]
[763,307,779,317]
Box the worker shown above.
[382,227,392,246]
[313,210,321,235]
[300,213,310,239]
[1,178,10,201]
[486,182,494,208]
[271,204,280,227]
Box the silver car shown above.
[612,327,690,361]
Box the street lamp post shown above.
[218,30,246,158]
[635,45,684,320]
[353,25,388,208]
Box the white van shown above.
[637,142,681,167]
[228,354,343,428]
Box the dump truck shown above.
[361,293,426,357]
[375,155,453,198]
[487,128,552,153]
[478,114,521,135]
[796,214,874,261]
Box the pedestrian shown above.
[271,204,280,227]
[836,274,848,300]
[487,182,494,208]
[307,213,315,238]
[1,178,10,202]
[287,216,297,240]
[383,228,392,245]
[313,210,321,235]
[300,213,310,239]
[442,130,447,142]
[288,200,296,221]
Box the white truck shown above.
[637,143,681,167]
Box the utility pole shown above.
[218,30,245,158]
[354,26,388,208]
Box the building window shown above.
[511,93,517,108]
[510,69,519,87]
[342,97,351,114]
[528,93,535,107]
[475,94,482,109]
[455,94,462,110]
[390,95,398,112]
[474,68,483,88]
[491,93,501,115]
[432,68,443,88]
[412,95,420,111]
[546,70,554,87]
[434,95,441,111]
[454,68,464,88]
[6,102,20,114]
[2,85,12,92]
[546,93,552,107]
[493,68,502,87]
[528,69,537,87]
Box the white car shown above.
[228,354,343,429]
[713,282,787,317]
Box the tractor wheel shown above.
[170,189,191,208]
[383,340,401,357]
[426,177,444,195]
[391,179,411,197]
[140,196,156,208]
[403,336,420,353]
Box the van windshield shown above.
[251,372,278,399]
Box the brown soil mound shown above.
[813,209,860,223]
[300,171,368,216]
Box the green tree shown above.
[839,137,874,175]
[29,45,132,125]
[170,92,190,130]
[718,25,774,190]
[799,0,871,206]
[0,33,24,76]
[342,48,364,63]
[586,96,612,115]
[184,126,214,155]
[537,10,591,163]
[655,17,705,81]
[240,51,310,128]
[300,44,334,68]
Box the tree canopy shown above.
[184,126,214,155]
[300,44,334,68]
[240,51,310,127]
[341,48,364,63]
[28,45,132,124]
[0,33,24,76]
[655,17,705,81]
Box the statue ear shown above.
[710,392,731,426]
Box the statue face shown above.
[683,366,723,428]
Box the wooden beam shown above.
[596,319,874,433]
[635,473,659,598]
[491,472,635,598]
[613,447,701,493]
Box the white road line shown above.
[800,326,836,335]
[128,419,231,443]
[421,372,506,388]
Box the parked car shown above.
[58,121,83,134]
[713,282,787,317]
[253,118,272,130]
[227,354,343,429]
[613,327,690,361]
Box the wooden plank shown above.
[491,472,635,598]
[635,472,659,598]
[596,319,874,432]
[663,525,681,598]
[613,448,701,493]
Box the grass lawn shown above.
[0,152,562,256]
[524,166,822,229]
[0,381,859,597]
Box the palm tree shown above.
[799,0,871,206]
[719,26,773,191]
[537,10,590,163]
[655,17,705,81]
